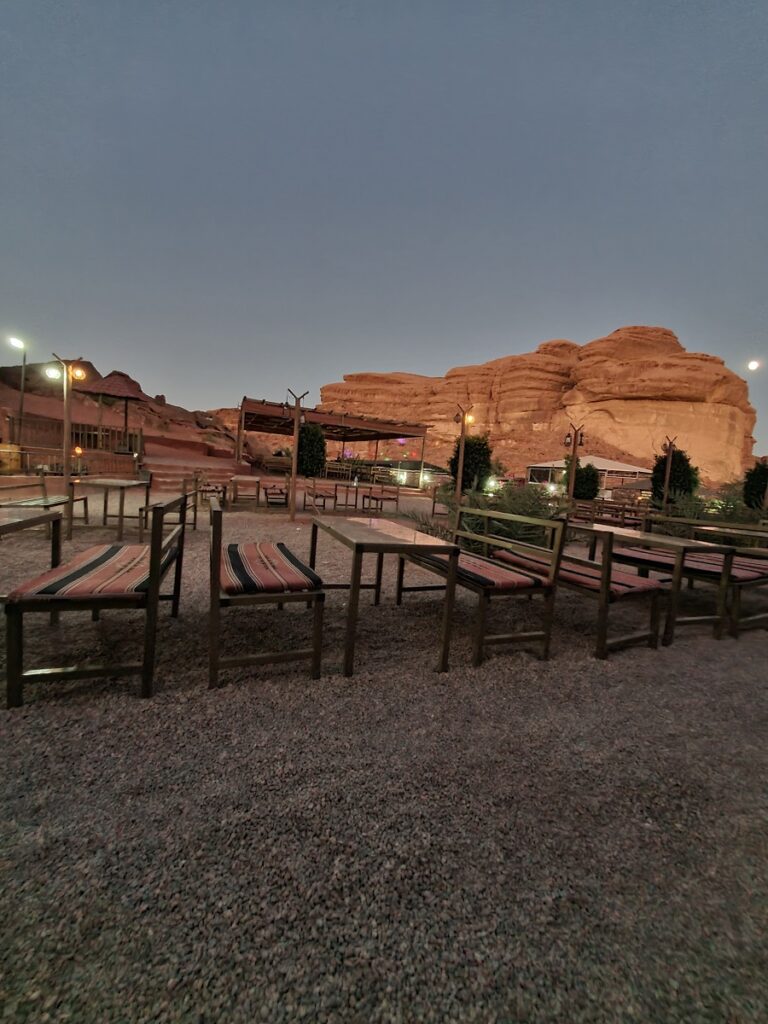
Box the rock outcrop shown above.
[319,327,756,483]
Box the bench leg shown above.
[83,496,89,525]
[729,587,741,638]
[209,599,221,689]
[374,553,384,606]
[595,593,610,660]
[648,592,661,649]
[541,590,556,661]
[6,606,24,708]
[140,601,159,699]
[92,609,100,622]
[395,557,405,606]
[311,593,325,679]
[472,593,489,667]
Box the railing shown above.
[12,446,138,477]
[8,414,141,454]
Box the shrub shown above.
[448,434,493,493]
[743,461,768,510]
[574,462,600,500]
[651,448,699,504]
[297,423,326,478]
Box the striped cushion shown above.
[221,542,322,595]
[493,549,661,600]
[8,544,174,600]
[415,551,550,592]
[613,546,768,583]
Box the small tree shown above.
[449,434,493,493]
[297,423,326,478]
[743,460,768,510]
[651,448,699,504]
[574,462,600,500]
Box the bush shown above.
[449,434,493,493]
[651,448,699,504]
[574,462,600,500]
[297,424,326,478]
[743,461,768,510]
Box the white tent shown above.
[527,455,652,489]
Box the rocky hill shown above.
[319,327,756,483]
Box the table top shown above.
[77,478,148,489]
[571,521,734,553]
[314,516,458,554]
[230,475,261,484]
[0,507,62,534]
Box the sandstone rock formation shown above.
[319,327,756,483]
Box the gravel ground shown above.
[1,510,767,1023]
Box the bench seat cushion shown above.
[221,542,322,595]
[493,549,661,600]
[8,544,174,600]
[613,546,768,583]
[414,551,551,592]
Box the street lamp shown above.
[288,388,308,522]
[453,405,474,526]
[7,337,27,444]
[47,354,86,535]
[661,435,677,513]
[562,422,585,503]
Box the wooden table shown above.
[309,516,459,676]
[688,523,768,549]
[229,475,261,507]
[570,522,735,645]
[81,478,151,540]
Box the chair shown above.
[0,469,89,535]
[208,499,325,687]
[5,494,188,708]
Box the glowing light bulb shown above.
[747,360,760,372]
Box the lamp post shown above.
[453,404,474,527]
[563,422,585,503]
[288,388,308,522]
[7,337,26,444]
[46,355,86,527]
[661,435,677,513]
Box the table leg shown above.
[374,552,384,606]
[50,515,61,626]
[714,550,733,640]
[309,522,319,569]
[343,548,364,677]
[436,547,458,672]
[117,488,126,541]
[662,550,685,646]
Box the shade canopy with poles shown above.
[74,371,151,451]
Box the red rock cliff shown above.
[319,327,756,483]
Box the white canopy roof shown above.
[528,456,652,474]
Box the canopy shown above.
[240,397,427,441]
[75,371,151,444]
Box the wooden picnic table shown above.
[229,475,261,507]
[81,478,151,541]
[569,522,735,645]
[309,516,459,677]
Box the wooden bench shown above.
[571,499,648,529]
[360,484,400,513]
[0,470,89,531]
[608,543,767,638]
[263,484,289,507]
[208,498,325,687]
[396,507,565,665]
[494,529,663,658]
[303,479,337,512]
[138,477,199,541]
[5,494,189,708]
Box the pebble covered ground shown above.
[1,509,767,1022]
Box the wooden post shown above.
[235,401,245,463]
[288,388,308,522]
[453,404,473,528]
[565,422,584,505]
[661,435,677,512]
[418,434,427,489]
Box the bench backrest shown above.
[144,493,189,591]
[455,507,566,584]
[645,514,768,543]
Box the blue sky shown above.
[2,0,766,450]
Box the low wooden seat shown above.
[612,544,768,636]
[208,499,325,687]
[494,539,662,658]
[5,494,188,708]
[396,508,564,666]
[303,480,336,512]
[263,485,289,507]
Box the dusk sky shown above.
[2,0,766,451]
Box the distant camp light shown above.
[8,336,25,350]
[73,446,83,456]
[45,366,62,380]
[71,366,86,381]
[748,359,760,371]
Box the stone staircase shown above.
[143,453,247,492]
